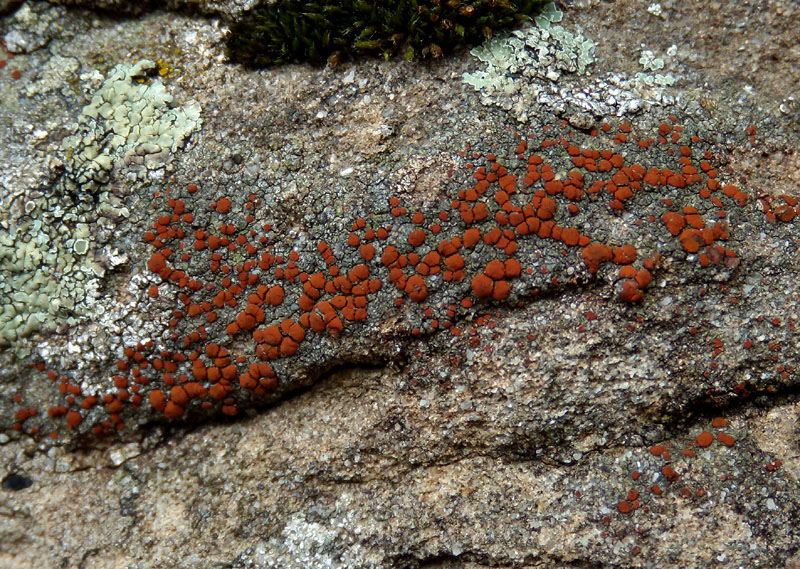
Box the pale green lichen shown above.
[0,218,72,348]
[72,238,89,255]
[63,59,202,194]
[462,2,680,122]
[533,1,562,29]
[639,50,665,72]
[636,48,676,86]
[0,202,119,353]
[0,60,202,357]
[463,2,595,93]
[461,3,599,123]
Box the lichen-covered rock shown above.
[63,59,202,195]
[36,0,260,18]
[1,1,65,53]
[0,0,799,568]
[462,3,677,123]
[0,43,199,368]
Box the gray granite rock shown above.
[40,0,259,18]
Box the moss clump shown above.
[225,0,548,67]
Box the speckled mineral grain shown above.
[0,1,799,568]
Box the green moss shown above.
[225,0,549,67]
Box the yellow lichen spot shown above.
[155,59,174,78]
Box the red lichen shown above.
[661,464,679,481]
[164,401,185,419]
[404,275,428,302]
[147,252,167,273]
[408,229,426,247]
[581,243,612,274]
[471,274,494,298]
[717,432,735,447]
[66,411,82,429]
[619,280,643,303]
[216,197,232,214]
[695,431,713,448]
[26,114,787,440]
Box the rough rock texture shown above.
[39,0,258,18]
[1,1,799,568]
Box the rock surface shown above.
[1,1,799,568]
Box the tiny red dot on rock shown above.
[147,252,167,273]
[216,197,232,213]
[717,432,736,447]
[66,411,82,429]
[408,229,426,247]
[695,431,714,447]
[471,274,494,298]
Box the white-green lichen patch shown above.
[63,59,202,193]
[533,1,563,29]
[461,3,600,122]
[463,3,595,91]
[639,50,665,72]
[0,58,198,356]
[73,238,89,255]
[636,48,676,87]
[462,3,678,123]
[0,203,126,353]
[0,220,71,347]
